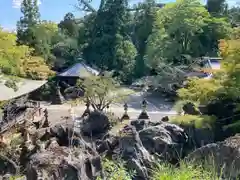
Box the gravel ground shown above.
[42,91,177,126]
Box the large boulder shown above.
[138,122,188,163]
[49,124,71,146]
[96,134,119,156]
[26,143,103,180]
[130,119,161,131]
[187,134,240,179]
[81,111,110,136]
[119,125,153,180]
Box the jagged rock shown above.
[130,119,147,131]
[130,119,161,132]
[119,125,153,180]
[138,122,188,163]
[81,111,110,136]
[187,134,240,179]
[96,134,119,155]
[26,146,103,180]
[50,124,75,146]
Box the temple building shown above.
[53,62,100,104]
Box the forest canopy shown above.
[0,0,239,84]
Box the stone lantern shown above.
[121,103,130,121]
[138,99,149,120]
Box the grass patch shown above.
[170,114,216,129]
[97,158,135,180]
[152,161,221,180]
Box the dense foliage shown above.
[0,28,53,79]
[1,0,240,179]
[2,0,236,84]
[178,29,240,104]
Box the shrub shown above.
[170,114,216,129]
[173,100,199,114]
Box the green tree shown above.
[16,0,59,66]
[52,35,80,70]
[178,31,240,104]
[145,0,230,69]
[58,13,79,37]
[32,21,59,65]
[228,6,240,27]
[206,0,228,17]
[83,0,137,83]
[132,0,157,77]
[17,0,40,47]
[145,0,209,67]
[0,28,53,79]
[73,75,131,111]
[0,28,30,75]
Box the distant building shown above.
[57,62,99,79]
[55,62,100,103]
[186,57,221,79]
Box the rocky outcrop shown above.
[81,111,110,136]
[187,134,240,179]
[119,125,153,180]
[130,119,161,131]
[138,122,188,163]
[96,121,189,179]
[26,140,103,180]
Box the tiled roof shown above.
[57,63,99,78]
[0,76,47,101]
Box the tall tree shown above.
[228,6,240,27]
[58,13,79,37]
[206,0,228,17]
[32,21,59,65]
[83,0,137,83]
[133,0,157,77]
[17,0,40,47]
[145,0,230,69]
